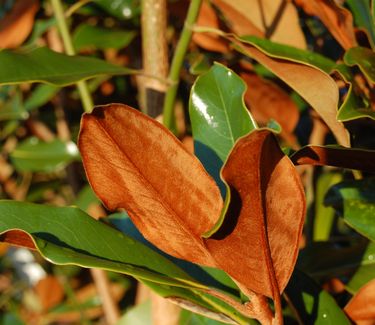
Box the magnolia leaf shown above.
[290,145,375,172]
[241,72,299,145]
[189,63,257,197]
[0,0,39,49]
[210,129,305,299]
[345,279,375,323]
[212,0,307,49]
[79,104,223,266]
[295,0,357,50]
[344,46,375,84]
[0,201,200,288]
[231,36,350,147]
[79,105,306,322]
[0,47,133,86]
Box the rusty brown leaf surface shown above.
[0,0,39,49]
[193,1,228,53]
[295,0,357,50]
[240,72,299,145]
[78,104,222,266]
[0,229,36,250]
[79,105,305,311]
[213,0,307,49]
[233,39,350,147]
[345,279,375,324]
[291,145,375,172]
[207,130,305,298]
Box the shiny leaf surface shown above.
[344,46,375,83]
[189,63,256,196]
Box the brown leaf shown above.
[213,0,307,49]
[207,130,305,298]
[291,145,375,172]
[295,0,357,50]
[233,39,350,147]
[79,104,222,266]
[0,230,36,250]
[345,279,375,324]
[34,276,64,312]
[0,0,39,49]
[241,72,299,144]
[79,105,306,320]
[193,1,228,53]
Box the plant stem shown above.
[50,0,94,113]
[162,0,202,129]
[141,0,168,117]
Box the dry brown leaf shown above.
[291,145,375,172]
[295,0,357,50]
[193,1,228,53]
[233,40,350,147]
[79,105,306,322]
[79,104,222,266]
[207,130,305,299]
[34,276,64,312]
[345,279,375,324]
[241,72,299,145]
[0,230,36,250]
[213,0,307,49]
[0,0,39,49]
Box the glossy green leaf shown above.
[0,200,202,288]
[344,47,375,84]
[325,178,375,242]
[189,63,256,196]
[346,0,375,48]
[93,0,140,20]
[10,137,80,172]
[314,173,343,241]
[285,270,351,324]
[337,83,374,121]
[0,47,133,86]
[73,24,136,51]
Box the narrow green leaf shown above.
[10,137,80,172]
[0,200,202,288]
[325,178,375,242]
[285,270,351,325]
[189,63,256,196]
[73,24,136,51]
[0,47,133,86]
[344,47,375,84]
[314,172,343,241]
[346,0,375,48]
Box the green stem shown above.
[162,0,202,129]
[50,0,94,113]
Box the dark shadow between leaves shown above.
[194,141,226,198]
